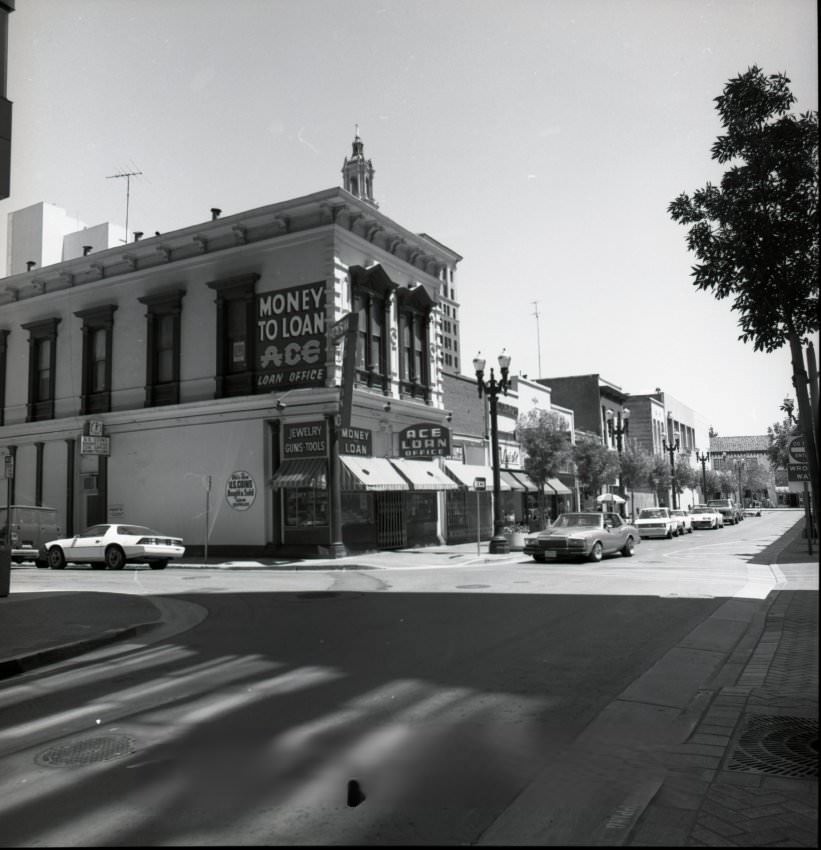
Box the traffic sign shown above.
[787,436,807,463]
[787,463,809,482]
[473,477,487,491]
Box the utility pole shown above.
[106,168,142,243]
[532,300,542,377]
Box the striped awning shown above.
[389,458,459,490]
[500,470,527,491]
[269,458,327,489]
[340,455,409,491]
[442,460,512,491]
[548,477,573,496]
[509,471,548,493]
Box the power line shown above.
[106,168,142,242]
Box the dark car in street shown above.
[523,511,640,563]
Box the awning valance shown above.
[509,471,548,493]
[442,460,512,490]
[270,458,327,489]
[548,477,573,496]
[340,455,409,491]
[389,458,459,490]
[500,470,527,491]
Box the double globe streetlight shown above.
[473,349,511,554]
[606,408,630,515]
[662,432,680,510]
[695,449,710,503]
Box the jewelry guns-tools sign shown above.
[256,282,326,390]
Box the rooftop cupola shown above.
[342,125,378,208]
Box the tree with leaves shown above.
[517,408,573,528]
[766,414,800,469]
[573,437,619,508]
[668,66,819,536]
[618,440,653,518]
[647,455,672,506]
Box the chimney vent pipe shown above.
[26,261,36,271]
[211,208,221,220]
[134,231,143,241]
[83,245,93,256]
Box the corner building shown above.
[0,145,463,557]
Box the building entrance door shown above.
[376,493,407,549]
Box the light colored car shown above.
[41,523,185,570]
[690,505,724,529]
[635,507,679,539]
[523,511,640,563]
[743,502,763,517]
[708,499,742,525]
[670,508,693,534]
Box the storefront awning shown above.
[500,470,527,491]
[442,460,512,490]
[389,458,459,490]
[339,455,409,491]
[508,470,546,493]
[269,458,327,489]
[547,477,573,496]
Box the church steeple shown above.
[341,126,378,208]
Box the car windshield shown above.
[79,524,110,536]
[552,514,601,528]
[117,525,160,536]
[672,510,685,516]
[692,507,713,513]
[639,509,667,519]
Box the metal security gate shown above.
[376,493,407,548]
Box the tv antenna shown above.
[532,300,542,377]
[106,168,142,242]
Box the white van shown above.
[0,505,61,566]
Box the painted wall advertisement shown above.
[256,281,326,390]
[225,471,257,511]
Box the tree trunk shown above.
[788,332,820,539]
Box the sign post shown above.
[787,437,814,555]
[474,477,486,555]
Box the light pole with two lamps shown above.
[606,407,630,515]
[662,433,680,509]
[695,449,710,503]
[473,349,511,554]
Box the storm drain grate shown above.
[725,715,818,778]
[36,734,136,768]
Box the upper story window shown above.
[350,264,395,394]
[138,290,185,407]
[74,305,117,414]
[22,317,60,422]
[396,284,434,402]
[207,273,259,398]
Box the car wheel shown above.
[665,528,673,539]
[35,559,48,569]
[47,546,66,570]
[688,527,693,533]
[589,541,603,563]
[532,553,546,563]
[621,536,635,557]
[150,560,169,570]
[105,545,127,570]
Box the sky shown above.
[2,0,817,437]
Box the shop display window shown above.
[284,488,328,527]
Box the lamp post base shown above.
[489,535,510,554]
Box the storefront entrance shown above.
[376,492,407,548]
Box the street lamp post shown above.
[474,349,511,554]
[606,407,630,515]
[662,433,680,509]
[695,449,710,503]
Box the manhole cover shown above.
[36,734,136,768]
[726,715,818,778]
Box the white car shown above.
[41,523,185,570]
[670,508,693,534]
[635,507,679,539]
[690,505,724,530]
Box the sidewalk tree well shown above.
[573,436,619,507]
[517,408,573,528]
[668,66,820,536]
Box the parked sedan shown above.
[690,505,724,530]
[41,523,185,570]
[634,507,679,539]
[670,508,693,534]
[523,511,640,563]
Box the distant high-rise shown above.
[0,1,14,199]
